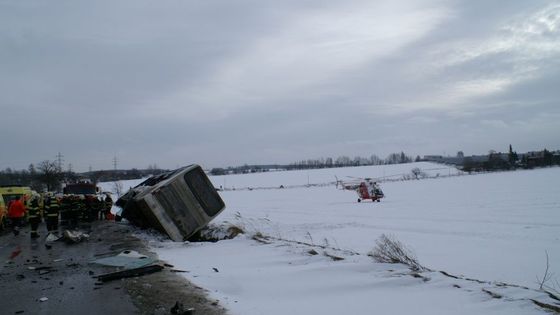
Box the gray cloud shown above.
[1,0,559,171]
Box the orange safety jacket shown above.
[8,200,26,218]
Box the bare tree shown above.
[112,181,124,198]
[37,160,62,192]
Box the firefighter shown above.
[68,195,81,228]
[77,195,87,222]
[83,195,92,222]
[28,196,41,238]
[84,195,98,222]
[44,194,60,234]
[91,196,103,221]
[102,194,113,220]
[59,195,71,226]
[7,196,26,236]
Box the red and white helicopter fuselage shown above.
[337,177,385,202]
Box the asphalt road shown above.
[0,220,227,315]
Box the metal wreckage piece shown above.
[116,164,226,242]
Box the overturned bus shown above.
[116,164,226,241]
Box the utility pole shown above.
[112,155,118,181]
[56,152,64,172]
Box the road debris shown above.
[91,250,156,269]
[97,264,164,282]
[10,247,22,259]
[65,262,80,268]
[63,230,90,244]
[45,233,61,243]
[38,297,48,302]
[29,266,56,276]
[171,301,195,315]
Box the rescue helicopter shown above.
[335,176,384,202]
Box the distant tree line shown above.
[0,161,62,192]
[85,167,167,184]
[287,152,413,170]
[210,165,275,176]
[0,160,167,192]
[210,152,414,175]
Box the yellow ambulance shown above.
[0,186,34,205]
[0,186,36,224]
[0,197,5,229]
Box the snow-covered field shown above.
[101,163,560,314]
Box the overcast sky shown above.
[1,0,559,171]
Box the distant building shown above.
[423,155,465,165]
[423,155,443,162]
[522,150,560,167]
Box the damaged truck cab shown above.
[116,164,226,241]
